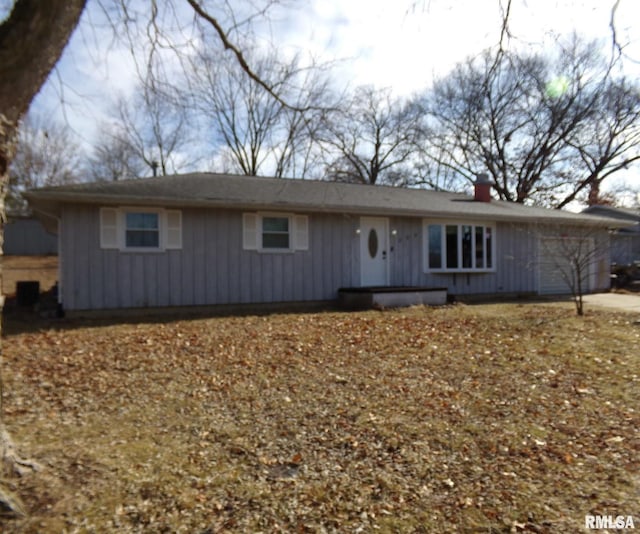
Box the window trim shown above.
[423,220,496,273]
[242,212,309,253]
[259,212,293,252]
[100,207,182,252]
[124,209,162,251]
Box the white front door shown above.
[360,217,389,287]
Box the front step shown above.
[338,286,448,310]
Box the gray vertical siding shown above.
[495,222,538,295]
[60,206,611,310]
[60,206,360,310]
[5,218,58,255]
[611,234,640,265]
[388,219,538,296]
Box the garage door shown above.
[539,237,594,295]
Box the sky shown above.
[289,0,639,95]
[22,0,638,143]
[3,0,639,200]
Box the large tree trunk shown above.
[0,0,87,517]
[0,1,88,125]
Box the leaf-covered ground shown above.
[2,303,639,533]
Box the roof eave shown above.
[24,191,629,228]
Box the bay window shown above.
[425,222,495,272]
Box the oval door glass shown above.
[368,228,378,258]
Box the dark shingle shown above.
[25,172,628,227]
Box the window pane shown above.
[261,216,290,249]
[125,212,160,248]
[262,217,289,232]
[126,230,159,248]
[486,227,493,268]
[263,233,290,249]
[475,227,484,269]
[446,225,458,269]
[462,225,472,268]
[126,212,158,230]
[368,228,379,258]
[428,225,442,269]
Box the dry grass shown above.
[1,303,639,533]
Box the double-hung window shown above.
[261,216,290,250]
[425,222,494,272]
[242,212,309,252]
[100,207,182,251]
[125,212,160,248]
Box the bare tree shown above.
[407,145,470,193]
[192,48,282,176]
[87,123,148,182]
[536,226,611,315]
[0,0,303,517]
[0,0,87,516]
[416,37,640,207]
[559,78,640,207]
[320,86,421,185]
[270,64,333,180]
[114,78,191,177]
[8,113,82,212]
[191,46,330,178]
[608,0,640,65]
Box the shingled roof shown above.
[584,205,640,234]
[26,172,629,227]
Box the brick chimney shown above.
[474,173,492,202]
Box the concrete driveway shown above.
[583,292,640,313]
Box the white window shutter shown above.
[243,213,258,250]
[165,210,182,249]
[294,215,309,251]
[100,207,119,249]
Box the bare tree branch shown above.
[0,0,87,516]
[185,0,295,110]
[416,37,640,207]
[318,86,422,186]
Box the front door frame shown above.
[360,216,390,287]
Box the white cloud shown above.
[28,0,640,146]
[271,0,639,94]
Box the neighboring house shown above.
[25,173,626,312]
[583,205,640,265]
[4,215,58,255]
